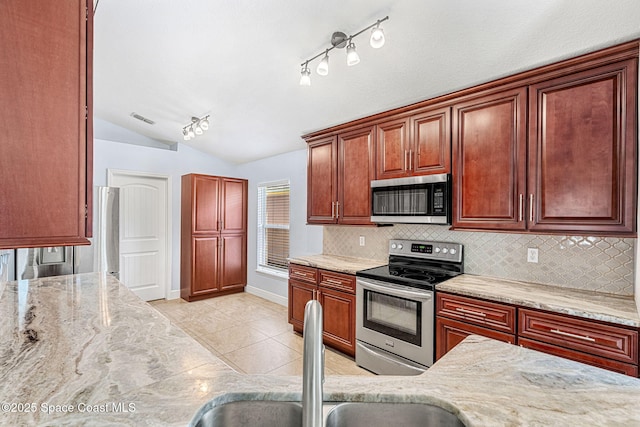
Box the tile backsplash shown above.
[323,225,635,296]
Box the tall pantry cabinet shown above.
[181,174,248,301]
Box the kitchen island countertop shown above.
[1,272,639,426]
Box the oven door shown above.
[356,277,434,368]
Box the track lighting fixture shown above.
[299,16,388,86]
[182,115,210,141]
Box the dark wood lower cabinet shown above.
[318,287,356,356]
[436,291,640,377]
[288,280,316,332]
[436,317,515,360]
[288,264,356,357]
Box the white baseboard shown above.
[245,285,287,307]
[168,289,181,300]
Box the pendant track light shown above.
[182,115,210,141]
[299,16,389,86]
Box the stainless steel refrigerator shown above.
[12,187,120,281]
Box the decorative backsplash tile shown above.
[323,225,635,296]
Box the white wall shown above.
[237,149,323,304]
[93,138,236,295]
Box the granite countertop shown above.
[437,274,640,327]
[290,254,640,327]
[288,254,385,275]
[2,273,640,426]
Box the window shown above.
[257,180,290,275]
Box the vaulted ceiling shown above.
[93,0,640,164]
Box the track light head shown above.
[200,116,210,130]
[299,63,311,86]
[317,51,329,76]
[346,40,360,66]
[370,23,385,48]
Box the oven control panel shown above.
[389,239,463,263]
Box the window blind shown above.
[257,181,290,272]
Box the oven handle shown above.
[358,279,433,301]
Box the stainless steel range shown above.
[355,239,463,375]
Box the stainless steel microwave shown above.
[370,174,451,224]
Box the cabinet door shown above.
[452,87,527,230]
[193,175,220,234]
[411,107,451,175]
[0,0,91,248]
[307,137,337,224]
[319,287,356,357]
[221,178,247,233]
[528,60,637,234]
[436,317,515,360]
[219,234,247,291]
[376,117,410,179]
[288,280,316,332]
[338,126,375,225]
[192,236,219,294]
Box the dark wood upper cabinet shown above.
[0,0,93,248]
[452,87,528,230]
[337,126,375,225]
[307,137,337,224]
[411,106,451,175]
[527,59,638,234]
[307,128,374,225]
[376,108,451,180]
[304,40,638,234]
[376,117,410,179]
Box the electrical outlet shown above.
[359,236,365,246]
[527,248,539,263]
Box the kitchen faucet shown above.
[302,299,324,427]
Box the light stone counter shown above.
[436,274,640,327]
[288,254,385,275]
[2,273,640,426]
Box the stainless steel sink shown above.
[190,400,303,427]
[325,402,464,427]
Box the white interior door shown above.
[108,170,169,301]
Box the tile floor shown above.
[150,292,374,377]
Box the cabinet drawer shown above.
[436,293,516,334]
[519,309,638,365]
[319,269,356,294]
[289,264,318,285]
[518,337,638,377]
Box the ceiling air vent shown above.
[130,112,155,125]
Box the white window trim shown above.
[257,179,290,278]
